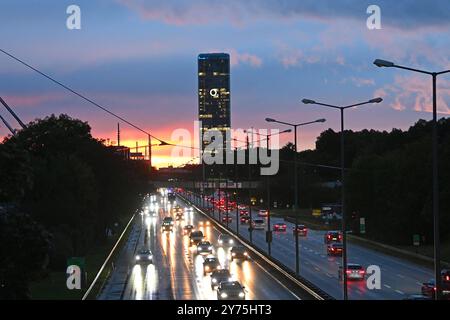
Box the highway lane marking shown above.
[416,281,423,285]
[252,259,302,300]
[395,289,405,295]
[397,274,405,279]
[384,284,391,289]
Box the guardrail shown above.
[178,193,333,300]
[82,213,136,300]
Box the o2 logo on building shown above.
[209,88,219,98]
[66,257,85,290]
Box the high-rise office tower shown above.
[198,53,231,154]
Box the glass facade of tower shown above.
[198,53,231,152]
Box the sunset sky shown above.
[1,0,449,167]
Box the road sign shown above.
[413,234,420,246]
[312,209,321,217]
[360,217,366,234]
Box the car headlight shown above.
[228,277,233,282]
[219,240,223,244]
[244,252,248,256]
[212,278,217,283]
[149,255,153,260]
[135,256,140,260]
[220,293,228,298]
[232,253,236,256]
[229,240,234,244]
[239,292,245,298]
[208,246,213,250]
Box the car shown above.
[421,279,436,298]
[198,220,211,227]
[293,224,308,236]
[197,241,214,255]
[218,234,234,246]
[172,206,183,214]
[338,263,365,281]
[210,269,232,289]
[273,222,287,231]
[240,215,250,224]
[175,212,184,221]
[161,222,173,232]
[230,246,249,261]
[217,281,246,300]
[421,278,450,299]
[252,218,266,230]
[203,256,222,275]
[327,242,343,256]
[162,216,174,225]
[189,230,204,246]
[167,192,176,202]
[239,209,249,216]
[258,209,268,217]
[324,230,342,244]
[238,205,247,210]
[183,224,194,235]
[135,249,153,264]
[222,214,232,223]
[442,269,450,283]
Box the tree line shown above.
[0,114,152,299]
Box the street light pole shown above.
[247,134,253,243]
[244,128,291,256]
[265,118,326,274]
[302,97,382,300]
[374,59,450,300]
[339,107,347,300]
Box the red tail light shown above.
[346,270,351,274]
[446,276,450,281]
[359,270,365,274]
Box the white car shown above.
[218,234,234,246]
[252,219,266,230]
[135,249,153,264]
[197,241,214,255]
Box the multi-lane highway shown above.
[101,192,302,300]
[186,192,434,300]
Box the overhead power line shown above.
[0,48,170,145]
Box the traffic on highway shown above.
[177,189,450,301]
[105,191,302,301]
